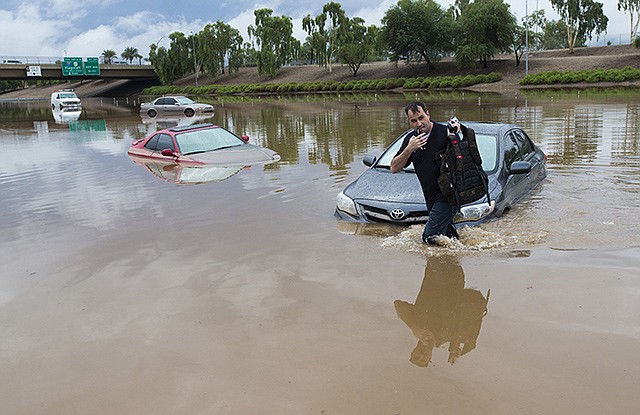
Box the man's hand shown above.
[391,132,428,173]
[448,117,461,135]
[408,132,428,151]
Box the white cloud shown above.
[60,12,202,58]
[0,0,634,62]
[64,26,120,57]
[43,0,88,20]
[0,3,70,57]
[228,8,259,45]
[352,0,395,26]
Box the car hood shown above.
[185,144,280,166]
[344,168,426,204]
[344,167,500,205]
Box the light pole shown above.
[525,0,529,76]
[190,31,198,86]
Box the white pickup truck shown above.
[51,89,81,111]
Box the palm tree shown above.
[121,47,139,64]
[101,49,117,64]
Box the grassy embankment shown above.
[143,72,502,96]
[143,66,640,96]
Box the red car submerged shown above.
[128,123,280,166]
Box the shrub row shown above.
[521,66,640,85]
[142,73,502,96]
[403,73,501,89]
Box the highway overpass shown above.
[0,63,158,81]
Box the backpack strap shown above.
[447,133,463,207]
[459,125,491,206]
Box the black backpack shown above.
[437,125,490,207]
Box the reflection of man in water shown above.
[394,255,489,367]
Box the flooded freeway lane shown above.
[1,92,639,414]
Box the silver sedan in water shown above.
[140,95,214,118]
[335,122,547,227]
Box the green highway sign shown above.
[62,57,83,76]
[84,57,100,76]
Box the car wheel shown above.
[51,104,55,110]
[147,109,157,118]
[184,108,195,117]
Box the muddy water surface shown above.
[1,91,639,414]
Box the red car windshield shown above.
[176,128,244,155]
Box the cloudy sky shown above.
[0,0,632,60]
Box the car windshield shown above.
[175,97,196,105]
[176,128,244,155]
[375,131,498,172]
[59,92,78,99]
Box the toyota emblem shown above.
[389,208,405,220]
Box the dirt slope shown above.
[3,44,640,99]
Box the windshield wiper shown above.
[183,150,209,155]
[215,144,242,150]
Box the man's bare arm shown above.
[390,133,428,173]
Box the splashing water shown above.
[380,223,549,255]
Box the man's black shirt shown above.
[395,122,449,210]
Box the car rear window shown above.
[176,128,243,154]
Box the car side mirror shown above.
[241,135,250,143]
[362,154,377,167]
[509,160,532,175]
[161,149,175,157]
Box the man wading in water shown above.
[390,101,459,244]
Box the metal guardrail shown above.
[1,56,64,64]
[0,56,152,65]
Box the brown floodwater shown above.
[1,90,639,414]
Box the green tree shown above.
[299,38,315,64]
[382,0,454,69]
[101,49,117,64]
[200,21,244,77]
[248,8,296,77]
[618,0,640,42]
[512,25,527,67]
[454,0,516,68]
[148,31,192,84]
[167,32,192,78]
[0,80,22,93]
[527,9,548,50]
[148,43,170,84]
[121,46,140,64]
[337,17,376,77]
[302,2,349,73]
[512,13,545,66]
[549,0,608,53]
[542,19,582,49]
